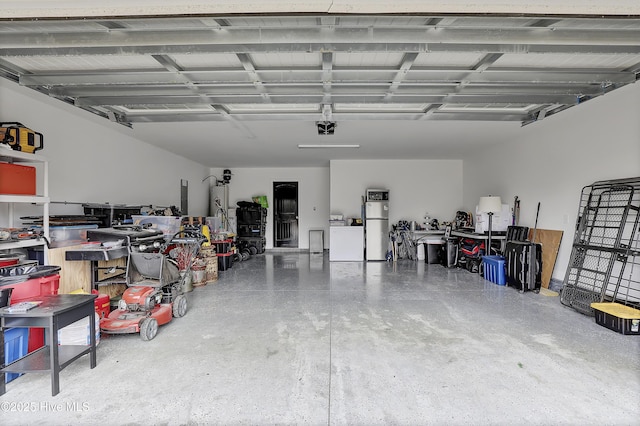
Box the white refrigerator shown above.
[365,200,389,261]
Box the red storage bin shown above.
[92,290,110,319]
[3,273,60,351]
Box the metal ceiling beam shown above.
[472,53,503,72]
[2,26,639,56]
[421,104,443,120]
[321,51,333,104]
[151,54,183,73]
[151,54,214,102]
[47,82,609,98]
[150,53,252,132]
[19,68,635,86]
[2,26,639,48]
[73,92,581,107]
[527,19,561,27]
[122,110,529,123]
[3,42,638,56]
[522,103,575,126]
[96,21,128,30]
[0,59,27,83]
[454,52,504,93]
[236,53,270,102]
[2,15,638,128]
[385,52,419,100]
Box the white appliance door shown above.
[366,219,388,261]
[329,227,364,261]
[365,201,389,219]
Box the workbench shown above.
[411,229,446,240]
[0,294,97,396]
[65,245,129,292]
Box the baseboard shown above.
[549,278,564,292]
[266,248,308,253]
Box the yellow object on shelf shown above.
[201,224,211,246]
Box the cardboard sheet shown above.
[529,229,564,289]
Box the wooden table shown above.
[0,294,97,396]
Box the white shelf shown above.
[0,148,47,163]
[1,149,49,261]
[0,239,48,250]
[0,194,49,204]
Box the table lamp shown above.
[478,195,502,256]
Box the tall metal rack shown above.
[560,177,640,315]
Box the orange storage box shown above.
[0,162,36,195]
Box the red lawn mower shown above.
[100,231,204,341]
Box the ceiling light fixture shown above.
[297,144,360,149]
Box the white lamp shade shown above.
[478,196,502,213]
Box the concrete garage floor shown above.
[2,252,639,425]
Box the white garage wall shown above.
[463,82,640,282]
[330,159,464,227]
[0,78,210,222]
[210,167,330,249]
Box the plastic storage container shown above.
[47,224,98,248]
[0,267,61,298]
[591,302,640,335]
[0,266,61,352]
[4,327,29,383]
[425,240,445,264]
[131,215,183,240]
[482,255,506,286]
[93,292,110,319]
[57,312,100,346]
[69,288,111,319]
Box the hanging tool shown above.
[532,202,540,243]
[513,196,520,225]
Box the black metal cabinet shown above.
[236,202,267,254]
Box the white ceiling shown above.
[0,7,639,167]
